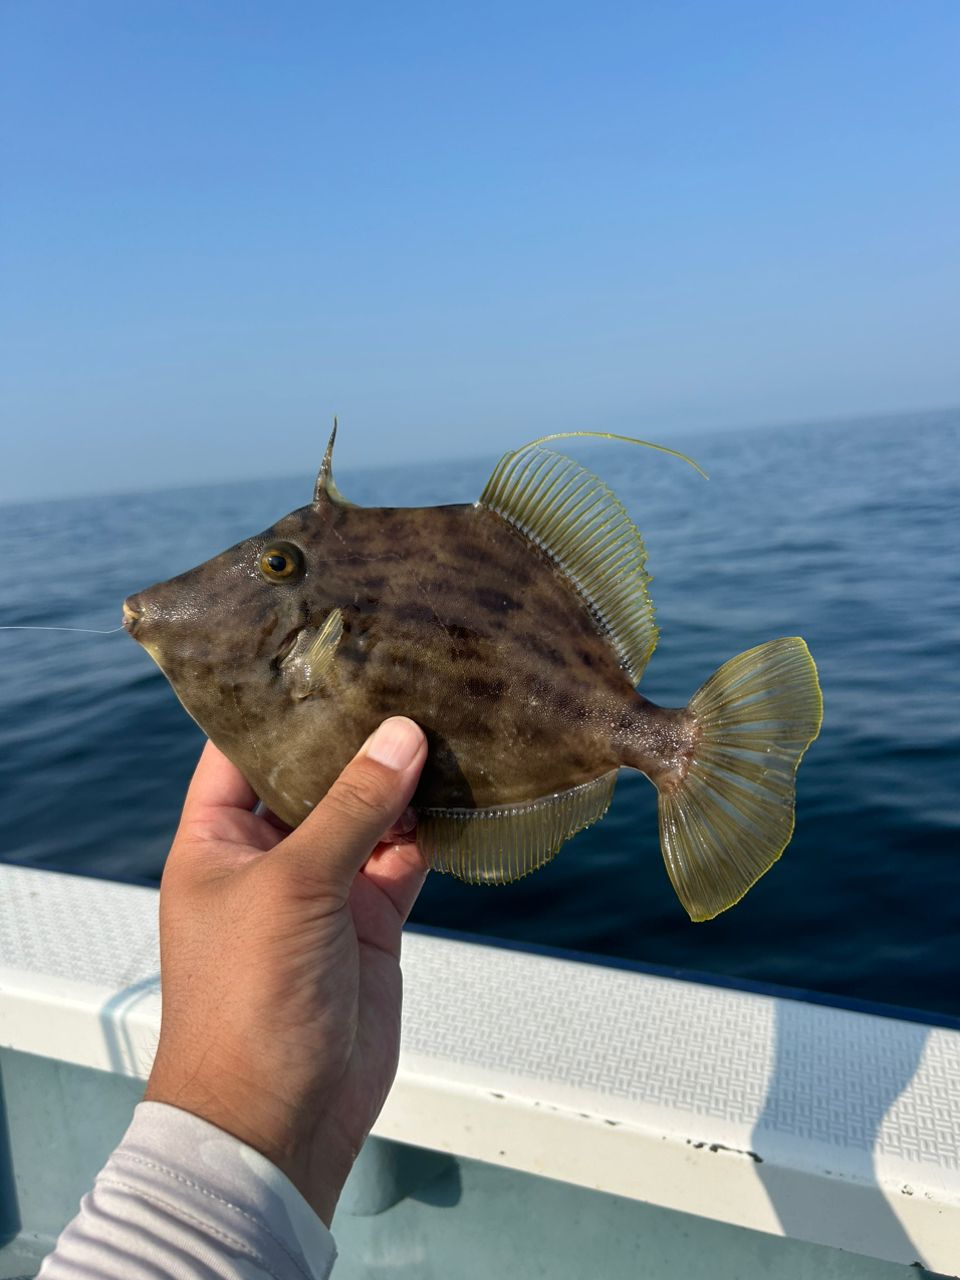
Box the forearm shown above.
[39,1102,337,1280]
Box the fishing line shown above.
[0,625,125,635]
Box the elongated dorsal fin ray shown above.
[511,431,708,480]
[313,418,352,506]
[479,446,659,684]
[418,771,618,884]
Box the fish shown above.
[123,427,822,921]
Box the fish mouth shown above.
[122,597,142,638]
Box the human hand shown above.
[144,717,429,1226]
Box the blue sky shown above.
[1,1,958,503]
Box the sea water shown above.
[1,411,957,1015]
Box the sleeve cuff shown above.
[98,1101,336,1278]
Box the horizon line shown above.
[1,400,957,513]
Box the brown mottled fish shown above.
[123,428,822,921]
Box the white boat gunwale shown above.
[0,862,957,1276]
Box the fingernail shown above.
[365,717,423,771]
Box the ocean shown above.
[1,410,958,1017]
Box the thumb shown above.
[279,717,427,894]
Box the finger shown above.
[279,717,427,895]
[253,801,294,836]
[379,806,417,844]
[182,740,258,822]
[164,743,260,884]
[362,840,429,924]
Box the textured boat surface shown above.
[0,863,956,1278]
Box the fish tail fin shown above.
[657,637,822,922]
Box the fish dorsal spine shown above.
[313,419,353,507]
[478,445,658,685]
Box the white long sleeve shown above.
[39,1102,337,1279]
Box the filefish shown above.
[123,428,822,921]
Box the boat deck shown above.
[1,864,957,1278]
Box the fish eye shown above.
[258,541,304,583]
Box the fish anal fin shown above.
[418,770,618,884]
[478,447,657,684]
[283,607,344,698]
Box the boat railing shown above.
[1,862,957,1276]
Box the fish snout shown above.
[122,591,173,659]
[122,595,143,638]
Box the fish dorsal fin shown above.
[479,446,657,684]
[313,419,352,507]
[282,607,344,698]
[417,770,618,884]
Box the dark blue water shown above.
[1,411,958,1016]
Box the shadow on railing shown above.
[752,998,929,1268]
[98,973,161,1079]
[341,1138,462,1216]
[0,1064,20,1247]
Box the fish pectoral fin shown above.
[417,771,618,884]
[478,445,658,685]
[282,607,344,698]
